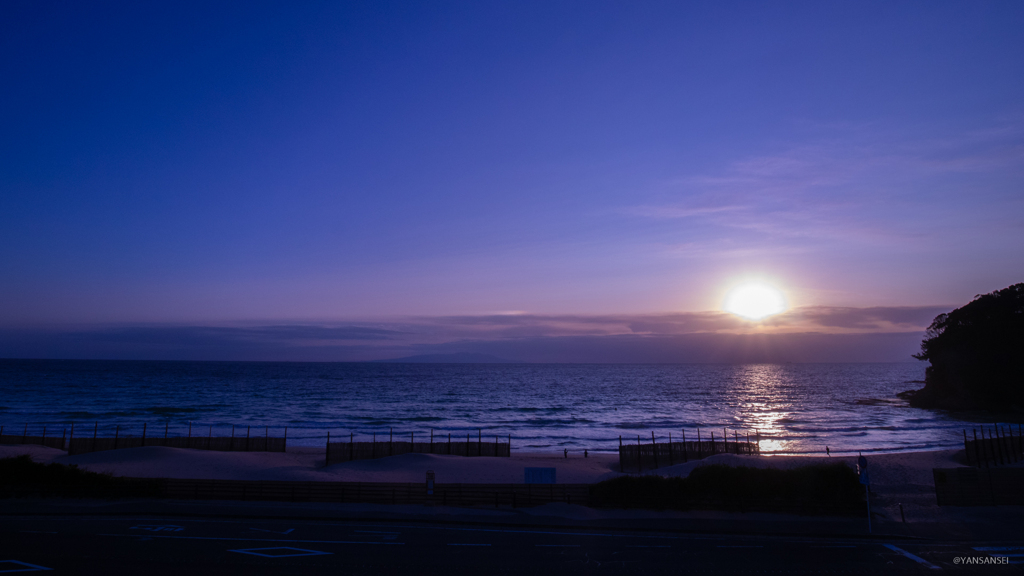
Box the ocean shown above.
[0,359,994,455]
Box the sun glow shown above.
[723,282,787,320]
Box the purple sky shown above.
[1,2,1022,361]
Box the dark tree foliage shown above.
[909,283,1024,410]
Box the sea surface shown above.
[0,359,1002,455]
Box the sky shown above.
[1,1,1022,362]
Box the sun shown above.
[723,282,787,320]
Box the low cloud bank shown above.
[0,305,941,363]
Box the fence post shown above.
[508,433,511,457]
[1006,425,1016,463]
[637,435,642,473]
[412,431,414,453]
[165,422,168,440]
[265,426,268,451]
[208,426,212,449]
[448,432,451,455]
[69,423,74,452]
[963,429,970,466]
[350,431,354,461]
[61,427,66,450]
[467,432,471,456]
[710,431,715,455]
[23,423,27,444]
[619,436,623,472]
[390,427,393,456]
[696,427,702,459]
[373,433,376,458]
[994,425,1004,465]
[114,425,120,450]
[974,429,984,468]
[42,425,46,445]
[188,421,192,449]
[668,432,674,466]
[682,430,687,462]
[142,423,147,447]
[478,429,482,456]
[246,426,251,452]
[93,422,98,453]
[651,431,658,469]
[284,427,287,450]
[431,428,434,453]
[723,428,727,453]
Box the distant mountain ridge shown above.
[374,352,519,364]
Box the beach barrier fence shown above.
[0,424,69,451]
[152,478,587,507]
[618,429,760,473]
[962,424,1022,468]
[326,429,510,465]
[61,423,287,455]
[933,467,1024,506]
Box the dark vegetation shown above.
[902,283,1024,411]
[0,456,161,498]
[590,464,864,515]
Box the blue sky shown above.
[1,2,1022,360]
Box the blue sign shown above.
[524,467,556,484]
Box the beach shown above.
[0,442,977,492]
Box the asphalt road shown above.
[1,514,1021,575]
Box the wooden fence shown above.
[68,434,286,456]
[0,429,68,451]
[157,478,587,507]
[619,430,760,473]
[933,467,1024,506]
[326,430,510,465]
[961,424,1022,468]
[0,423,286,456]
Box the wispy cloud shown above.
[626,120,1024,254]
[0,306,947,362]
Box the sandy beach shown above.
[0,442,981,487]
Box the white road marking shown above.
[97,534,403,545]
[229,547,331,558]
[0,560,53,573]
[883,544,941,570]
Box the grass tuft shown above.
[0,455,161,498]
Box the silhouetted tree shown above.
[907,283,1024,410]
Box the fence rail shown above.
[68,435,286,456]
[0,433,67,450]
[962,424,1022,468]
[618,429,760,473]
[933,467,1024,506]
[326,430,511,464]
